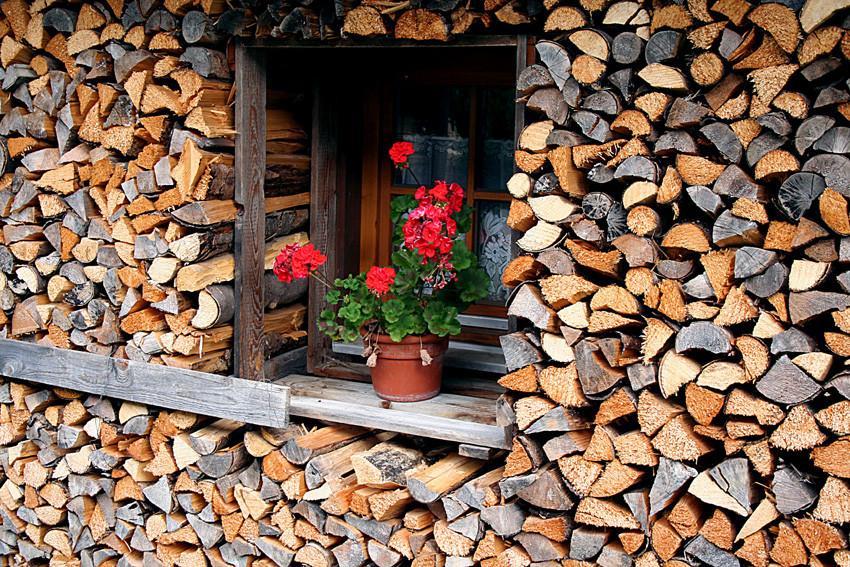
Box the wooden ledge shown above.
[247,35,519,50]
[277,374,513,449]
[0,339,290,428]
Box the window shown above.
[257,40,527,447]
[355,47,517,359]
[265,40,525,381]
[368,83,516,307]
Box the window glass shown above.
[476,200,510,303]
[477,86,515,192]
[393,86,471,187]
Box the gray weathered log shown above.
[536,40,571,90]
[612,32,643,65]
[756,355,823,405]
[744,262,789,298]
[734,247,778,279]
[773,464,819,515]
[675,322,732,355]
[648,457,697,517]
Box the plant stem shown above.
[404,164,422,187]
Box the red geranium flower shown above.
[389,142,415,167]
[366,266,396,294]
[273,243,326,282]
[429,181,449,201]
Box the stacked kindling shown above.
[0,379,527,567]
[501,1,850,567]
[0,0,312,373]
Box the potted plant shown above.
[273,142,490,401]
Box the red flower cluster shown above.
[365,266,396,294]
[389,141,414,167]
[403,181,465,277]
[273,243,327,283]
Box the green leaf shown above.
[390,194,417,224]
[453,203,475,234]
[457,268,490,302]
[338,303,362,321]
[381,299,406,323]
[424,301,461,336]
[450,241,476,270]
[339,327,359,342]
[325,289,341,304]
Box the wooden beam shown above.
[246,36,520,49]
[263,345,307,379]
[308,75,343,374]
[234,40,267,381]
[509,34,530,335]
[0,339,289,428]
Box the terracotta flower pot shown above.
[368,333,449,402]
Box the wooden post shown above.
[308,76,343,374]
[509,35,531,335]
[234,40,267,381]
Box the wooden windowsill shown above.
[275,374,513,449]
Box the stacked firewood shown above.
[0,0,312,373]
[501,0,850,566]
[0,378,543,567]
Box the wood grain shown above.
[279,374,512,449]
[308,76,341,374]
[234,40,268,381]
[0,339,289,427]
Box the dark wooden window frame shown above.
[230,36,532,449]
[250,36,531,381]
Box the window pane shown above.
[393,86,470,187]
[477,87,515,192]
[476,200,510,303]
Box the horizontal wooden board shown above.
[249,35,519,49]
[0,339,289,428]
[278,374,512,449]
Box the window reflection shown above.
[478,86,515,192]
[393,86,470,186]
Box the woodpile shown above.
[0,378,526,567]
[502,1,850,567]
[0,0,313,373]
[1,0,850,566]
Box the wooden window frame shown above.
[0,36,532,438]
[258,36,529,449]
[362,71,516,320]
[293,36,532,380]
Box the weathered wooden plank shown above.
[0,339,290,427]
[233,40,267,382]
[262,345,307,380]
[247,35,519,49]
[308,75,342,374]
[508,34,530,336]
[279,374,511,449]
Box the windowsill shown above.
[275,373,513,449]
